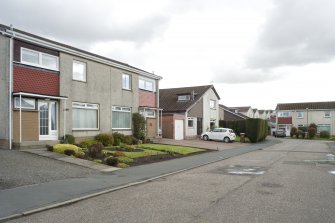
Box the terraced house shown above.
[0,24,162,149]
[276,101,335,136]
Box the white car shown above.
[201,128,236,143]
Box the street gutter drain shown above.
[213,165,266,176]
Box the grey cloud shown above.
[247,0,335,68]
[212,66,281,84]
[0,0,170,48]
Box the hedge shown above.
[220,118,268,143]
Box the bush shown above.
[112,132,132,146]
[132,137,139,145]
[104,156,119,166]
[79,140,101,148]
[308,127,316,139]
[290,127,298,138]
[117,163,129,168]
[320,131,330,138]
[245,119,268,143]
[64,149,76,156]
[46,145,53,152]
[53,144,80,154]
[74,151,86,159]
[309,123,317,130]
[63,134,75,144]
[88,143,104,158]
[132,113,146,140]
[117,156,134,164]
[95,133,114,146]
[297,130,304,139]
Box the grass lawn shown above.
[138,144,205,155]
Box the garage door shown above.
[174,120,184,140]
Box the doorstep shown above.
[21,149,120,172]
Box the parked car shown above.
[201,128,236,143]
[275,129,286,137]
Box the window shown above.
[324,111,331,118]
[139,78,155,91]
[73,60,86,82]
[178,95,190,101]
[72,102,99,130]
[188,118,194,128]
[297,111,304,118]
[210,100,216,109]
[112,106,131,129]
[14,97,35,109]
[139,109,156,118]
[278,111,291,117]
[317,124,330,134]
[21,48,59,71]
[122,74,131,90]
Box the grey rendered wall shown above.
[59,53,139,138]
[0,35,10,147]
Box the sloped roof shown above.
[159,85,220,112]
[227,106,251,113]
[276,101,335,110]
[219,104,249,119]
[0,24,161,80]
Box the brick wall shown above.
[139,90,156,107]
[13,64,60,96]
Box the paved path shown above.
[0,139,279,221]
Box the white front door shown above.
[175,120,184,140]
[39,100,58,140]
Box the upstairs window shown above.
[73,60,87,82]
[139,78,155,92]
[297,111,304,118]
[210,100,216,109]
[122,74,131,90]
[21,48,59,71]
[324,111,331,118]
[278,111,291,117]
[178,95,190,101]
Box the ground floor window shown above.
[14,97,36,109]
[317,124,330,134]
[112,106,131,129]
[72,102,99,130]
[188,117,194,128]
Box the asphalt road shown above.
[6,139,335,223]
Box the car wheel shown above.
[203,135,209,141]
[224,137,230,143]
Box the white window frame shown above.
[188,117,194,128]
[72,102,99,130]
[112,106,132,129]
[73,60,87,82]
[14,97,36,109]
[21,47,59,71]
[324,111,331,118]
[210,100,216,109]
[178,95,191,101]
[296,111,304,119]
[139,78,155,92]
[122,74,131,90]
[278,111,291,117]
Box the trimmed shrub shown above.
[320,131,330,138]
[245,119,268,143]
[79,140,101,148]
[63,134,75,144]
[309,123,317,130]
[132,137,139,145]
[74,151,86,159]
[117,156,134,164]
[132,113,146,140]
[113,151,125,157]
[220,120,246,136]
[95,133,114,146]
[64,149,76,156]
[105,156,119,166]
[308,127,316,139]
[53,144,80,154]
[112,132,132,146]
[117,163,129,168]
[290,127,298,138]
[88,143,104,158]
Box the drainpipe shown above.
[156,79,160,136]
[19,94,22,143]
[8,25,14,150]
[63,100,67,141]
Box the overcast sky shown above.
[1,0,334,109]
